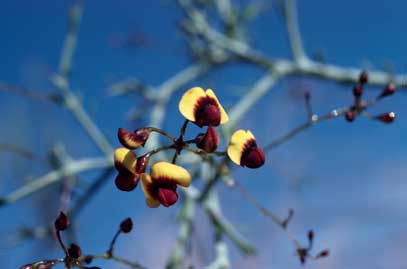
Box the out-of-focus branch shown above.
[281,0,308,63]
[0,82,62,104]
[0,157,111,207]
[227,72,282,128]
[52,1,113,156]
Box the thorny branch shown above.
[1,0,405,268]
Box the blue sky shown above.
[0,1,406,268]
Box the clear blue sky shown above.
[1,1,406,268]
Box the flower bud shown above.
[375,112,395,124]
[115,173,139,192]
[380,83,396,98]
[54,211,69,231]
[135,155,149,174]
[120,217,133,233]
[345,111,355,122]
[316,249,330,258]
[353,83,363,97]
[117,128,149,149]
[68,243,82,259]
[359,71,368,84]
[195,126,219,153]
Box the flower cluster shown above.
[115,87,266,208]
[345,71,396,123]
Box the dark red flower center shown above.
[240,139,265,169]
[156,184,178,207]
[194,97,221,127]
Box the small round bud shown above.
[353,83,363,97]
[317,249,330,258]
[359,71,368,84]
[380,83,396,98]
[345,111,355,122]
[54,211,69,231]
[68,243,82,259]
[375,112,396,124]
[120,217,133,233]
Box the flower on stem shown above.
[117,128,149,149]
[179,87,229,127]
[120,217,133,233]
[55,211,69,231]
[227,130,265,169]
[379,83,396,98]
[141,162,191,208]
[195,126,219,153]
[113,148,148,191]
[375,112,396,124]
[68,243,82,259]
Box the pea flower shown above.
[227,130,265,169]
[141,162,191,208]
[113,147,147,191]
[179,87,229,127]
[117,128,150,149]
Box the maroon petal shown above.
[115,173,139,192]
[157,186,178,207]
[194,97,221,127]
[241,145,265,169]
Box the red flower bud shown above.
[135,155,149,174]
[353,83,363,97]
[195,126,219,153]
[120,217,133,233]
[68,243,82,259]
[375,112,396,124]
[359,71,368,84]
[345,111,355,122]
[316,249,330,258]
[117,128,149,149]
[115,173,139,192]
[54,211,69,231]
[380,83,396,98]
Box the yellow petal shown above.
[114,147,137,174]
[227,130,255,165]
[178,87,206,122]
[140,173,160,208]
[150,162,191,187]
[206,89,229,124]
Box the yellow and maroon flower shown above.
[227,130,265,169]
[141,162,191,208]
[117,128,150,149]
[113,147,147,191]
[179,87,229,127]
